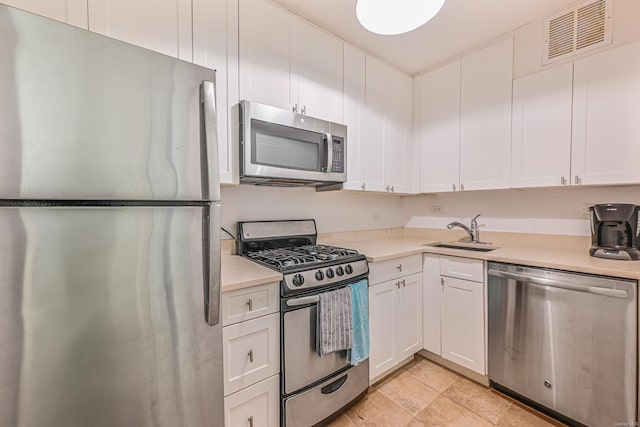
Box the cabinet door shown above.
[511,64,573,188]
[396,273,423,361]
[87,0,192,61]
[239,0,293,111]
[362,55,387,192]
[572,41,640,185]
[193,0,238,185]
[460,38,513,191]
[369,281,397,380]
[418,60,461,193]
[422,254,441,355]
[342,43,366,191]
[385,67,413,194]
[224,375,279,427]
[293,21,343,123]
[441,277,485,374]
[2,0,87,28]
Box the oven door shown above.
[282,293,350,395]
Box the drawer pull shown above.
[248,349,254,363]
[321,374,348,394]
[441,277,444,289]
[248,415,254,427]
[396,264,402,272]
[402,279,406,287]
[246,298,253,311]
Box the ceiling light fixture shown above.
[356,0,446,35]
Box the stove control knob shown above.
[292,274,305,287]
[336,266,344,276]
[345,264,353,275]
[326,268,335,279]
[315,270,325,281]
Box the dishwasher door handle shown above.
[488,270,630,299]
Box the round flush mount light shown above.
[356,0,446,35]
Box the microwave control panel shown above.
[331,139,344,173]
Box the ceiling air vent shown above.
[543,0,612,65]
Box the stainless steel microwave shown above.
[239,100,347,189]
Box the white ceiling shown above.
[269,0,580,75]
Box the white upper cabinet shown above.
[417,60,461,193]
[293,20,344,123]
[239,0,343,123]
[193,0,238,185]
[511,63,573,188]
[363,55,387,193]
[571,41,640,186]
[343,43,366,191]
[239,0,294,112]
[460,38,513,191]
[87,0,193,61]
[2,0,87,28]
[363,55,413,194]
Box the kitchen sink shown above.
[425,242,498,252]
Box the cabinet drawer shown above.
[440,256,484,282]
[369,254,421,284]
[222,282,279,326]
[225,375,280,427]
[223,313,280,396]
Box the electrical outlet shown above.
[431,205,443,215]
[372,213,381,223]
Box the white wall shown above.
[402,185,640,236]
[221,185,404,236]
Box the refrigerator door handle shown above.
[205,203,222,326]
[201,80,220,202]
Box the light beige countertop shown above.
[221,255,282,292]
[340,237,640,280]
[221,236,640,292]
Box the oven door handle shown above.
[286,295,320,307]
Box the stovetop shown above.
[237,220,369,295]
[245,244,362,271]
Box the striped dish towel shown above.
[317,286,353,356]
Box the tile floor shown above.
[328,356,564,427]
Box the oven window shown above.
[251,120,322,171]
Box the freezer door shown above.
[0,5,219,201]
[0,206,223,427]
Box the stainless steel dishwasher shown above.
[488,262,637,426]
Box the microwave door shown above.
[245,120,332,182]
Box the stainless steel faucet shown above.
[447,214,481,243]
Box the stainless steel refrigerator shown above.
[0,5,223,427]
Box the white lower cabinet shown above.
[369,256,422,381]
[423,254,485,375]
[222,283,280,427]
[224,375,279,427]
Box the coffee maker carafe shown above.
[589,204,640,260]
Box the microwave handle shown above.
[324,133,333,173]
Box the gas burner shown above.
[245,244,361,271]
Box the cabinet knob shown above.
[361,183,366,191]
[391,186,395,192]
[441,277,445,289]
[402,279,406,287]
[386,185,390,192]
[396,281,400,289]
[301,105,306,115]
[574,175,582,185]
[396,264,402,272]
[248,349,254,363]
[460,183,465,191]
[452,184,456,191]
[248,415,254,427]
[561,176,567,185]
[246,298,253,311]
[292,104,298,113]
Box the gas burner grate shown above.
[245,244,361,270]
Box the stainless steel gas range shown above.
[237,220,370,426]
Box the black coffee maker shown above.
[589,204,640,260]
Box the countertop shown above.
[221,237,640,292]
[221,255,282,292]
[343,237,640,280]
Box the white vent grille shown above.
[543,0,612,65]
